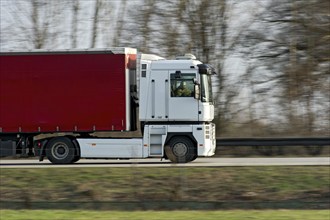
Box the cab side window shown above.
[170,74,195,97]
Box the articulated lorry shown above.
[0,48,216,164]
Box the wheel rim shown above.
[172,142,188,157]
[51,142,69,160]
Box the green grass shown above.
[0,166,329,209]
[1,210,329,220]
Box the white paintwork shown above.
[151,60,202,70]
[139,58,215,122]
[176,54,196,60]
[77,123,215,159]
[125,67,131,131]
[78,138,144,158]
[168,94,199,121]
[196,123,216,156]
[199,102,215,122]
[143,125,167,157]
[143,123,216,157]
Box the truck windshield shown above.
[200,74,213,103]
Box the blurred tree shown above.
[82,0,115,48]
[124,0,256,136]
[90,0,102,48]
[123,0,156,52]
[0,0,117,49]
[112,0,127,46]
[1,0,328,137]
[240,0,330,136]
[71,0,80,48]
[1,0,66,49]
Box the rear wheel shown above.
[165,136,197,163]
[46,137,76,164]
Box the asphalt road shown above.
[0,157,329,168]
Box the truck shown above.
[0,48,216,164]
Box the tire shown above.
[165,136,197,163]
[72,155,80,163]
[46,137,76,164]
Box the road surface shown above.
[0,157,329,168]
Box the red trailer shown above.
[0,48,137,134]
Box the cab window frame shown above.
[170,73,195,98]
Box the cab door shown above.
[168,72,199,122]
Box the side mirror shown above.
[194,84,200,100]
[197,64,217,75]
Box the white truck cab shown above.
[135,54,216,162]
[139,54,215,123]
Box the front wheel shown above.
[46,137,76,164]
[165,136,197,163]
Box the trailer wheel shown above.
[46,137,75,164]
[165,136,196,163]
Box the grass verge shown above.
[1,210,330,220]
[0,166,329,210]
